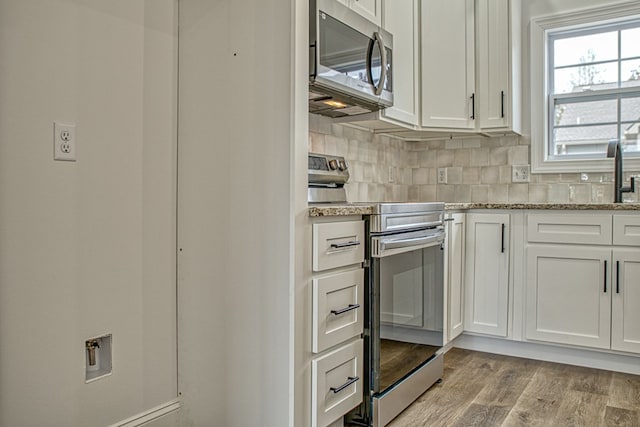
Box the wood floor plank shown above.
[449,403,511,427]
[472,355,540,408]
[501,363,573,426]
[609,371,640,410]
[603,406,640,427]
[564,364,613,396]
[553,389,608,426]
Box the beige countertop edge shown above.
[308,203,640,217]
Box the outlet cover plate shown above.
[54,122,76,161]
[512,165,530,183]
[437,168,448,184]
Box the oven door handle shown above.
[373,230,445,257]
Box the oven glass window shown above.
[373,245,443,393]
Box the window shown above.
[531,2,640,173]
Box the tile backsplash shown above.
[309,114,639,204]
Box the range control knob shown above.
[339,160,348,171]
[328,159,338,170]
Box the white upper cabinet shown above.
[343,0,382,25]
[421,0,476,130]
[476,0,521,133]
[381,0,420,126]
[352,0,522,135]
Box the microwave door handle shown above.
[367,32,387,96]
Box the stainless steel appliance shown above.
[309,0,393,118]
[348,203,445,427]
[308,153,350,203]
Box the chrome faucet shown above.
[607,140,635,203]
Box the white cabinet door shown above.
[476,0,509,129]
[381,0,420,126]
[476,0,521,133]
[447,213,465,341]
[525,245,611,349]
[464,213,509,336]
[611,249,640,353]
[421,0,476,130]
[350,0,382,25]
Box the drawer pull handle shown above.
[330,241,361,249]
[331,304,360,316]
[330,376,359,394]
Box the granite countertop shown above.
[308,202,640,217]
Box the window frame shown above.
[530,1,640,173]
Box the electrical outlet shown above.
[512,165,530,183]
[437,168,448,184]
[54,122,76,161]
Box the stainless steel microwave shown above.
[309,0,393,118]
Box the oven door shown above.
[369,228,444,395]
[311,0,393,105]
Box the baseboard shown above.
[109,398,182,427]
[453,334,640,375]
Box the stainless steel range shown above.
[349,202,445,427]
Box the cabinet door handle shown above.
[604,260,608,293]
[501,224,505,253]
[331,304,360,316]
[470,93,475,120]
[616,261,620,294]
[330,241,361,249]
[330,376,359,394]
[501,90,505,118]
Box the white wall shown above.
[177,0,302,426]
[0,1,178,425]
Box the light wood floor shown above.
[388,348,640,427]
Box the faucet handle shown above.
[621,176,635,194]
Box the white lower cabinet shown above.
[446,213,465,341]
[312,339,364,427]
[464,213,510,337]
[525,245,611,349]
[525,213,640,355]
[311,218,365,427]
[611,249,640,353]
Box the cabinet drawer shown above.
[527,214,612,245]
[312,339,363,427]
[613,215,640,246]
[313,221,365,271]
[313,269,364,353]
